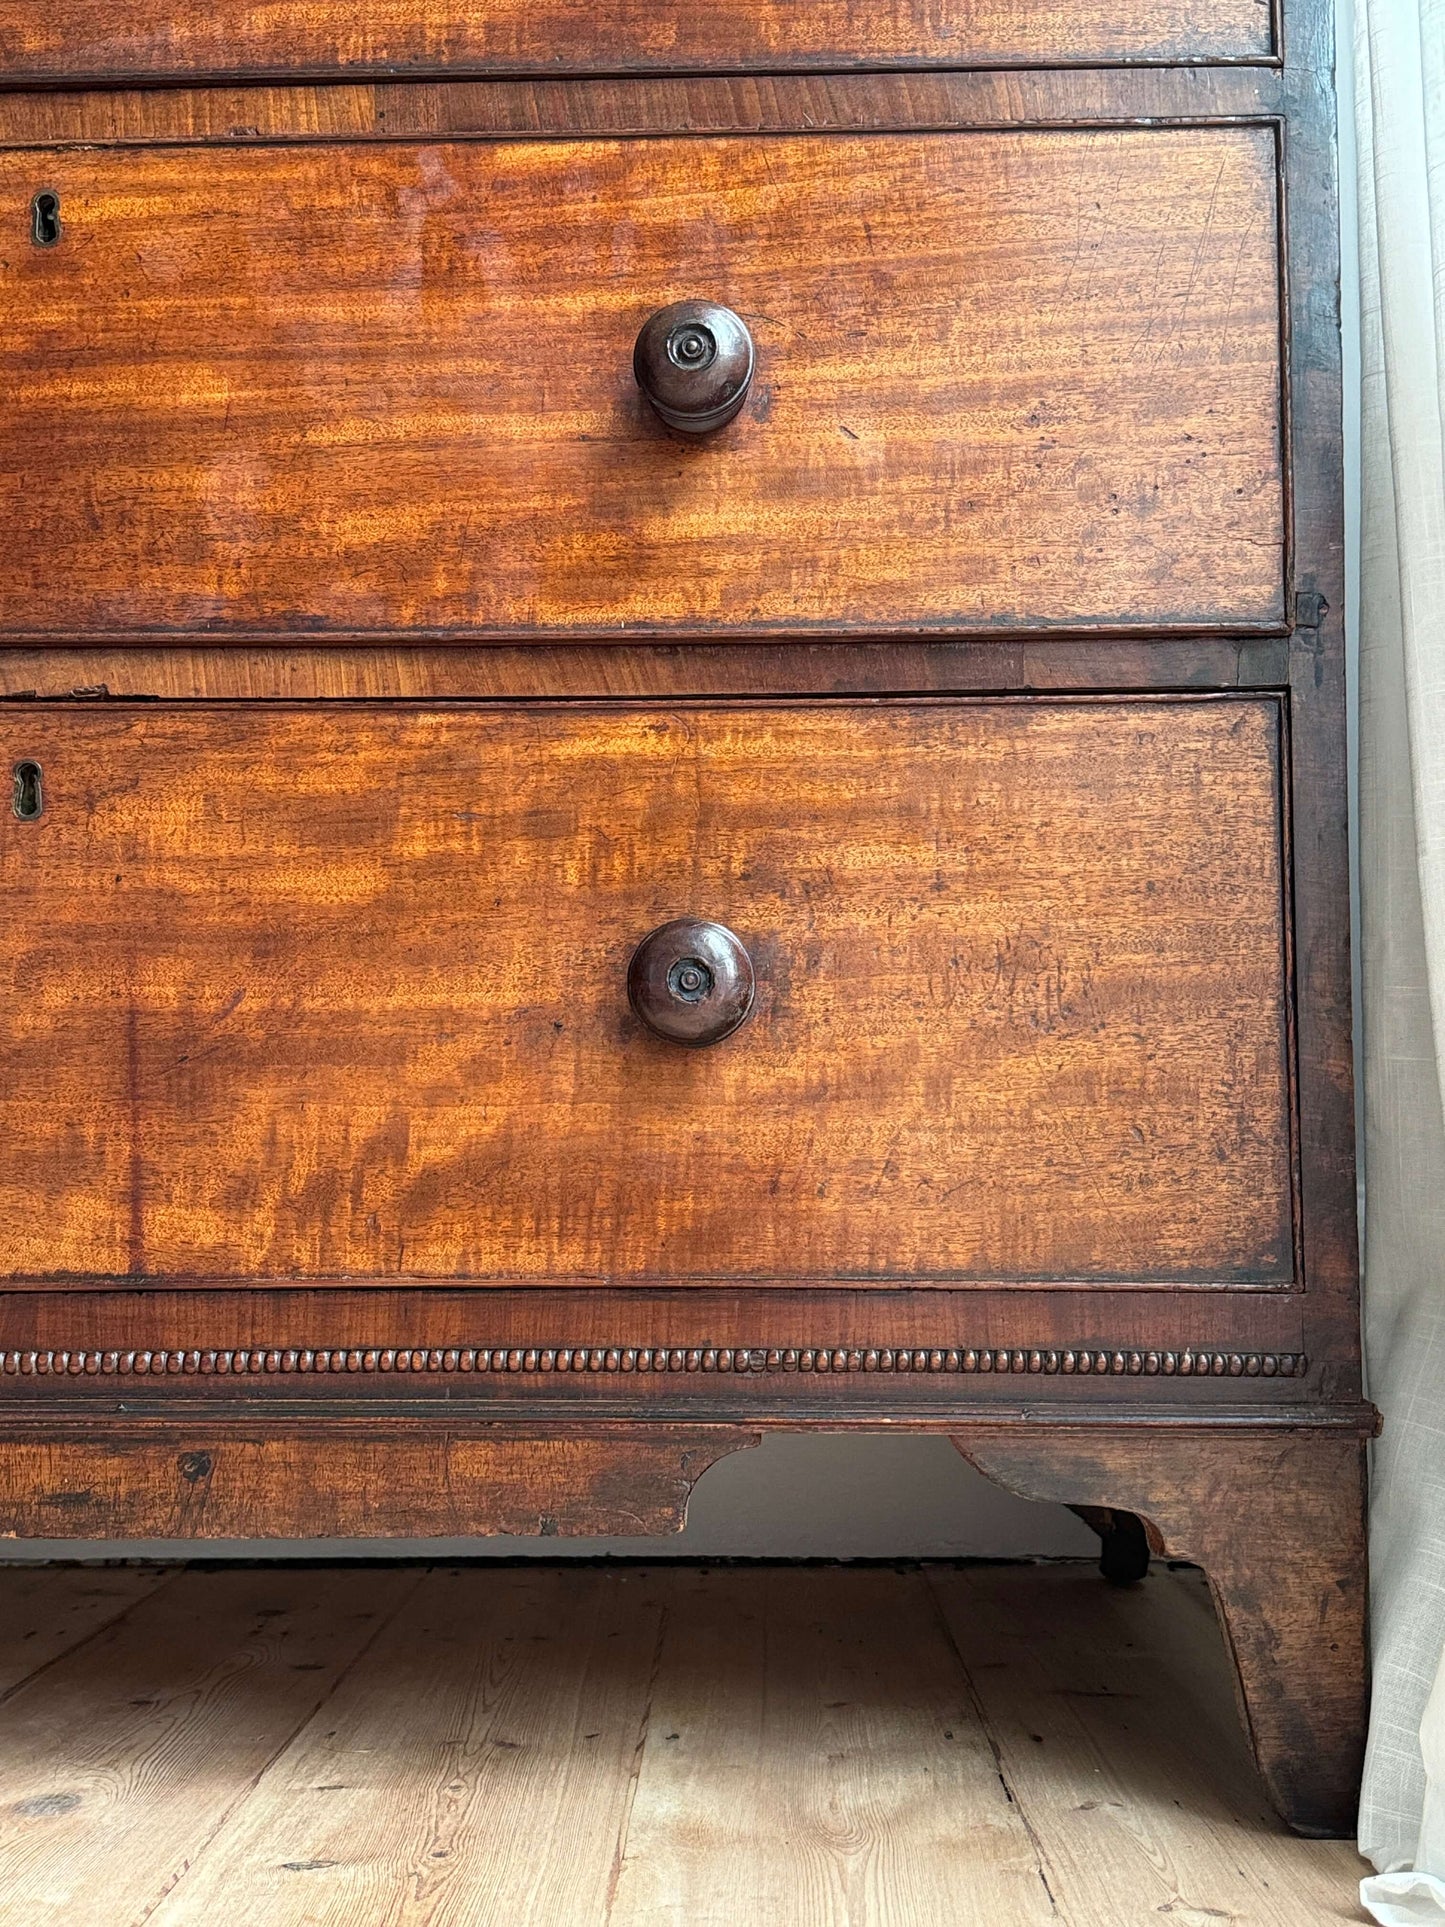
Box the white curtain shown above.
[1357,0,1445,1914]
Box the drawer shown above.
[0,0,1273,86]
[0,697,1294,1289]
[0,130,1285,642]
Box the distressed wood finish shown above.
[0,0,1362,1843]
[923,1566,1370,1923]
[958,1428,1370,1838]
[0,1281,1321,1407]
[0,1427,758,1539]
[0,698,1291,1289]
[0,130,1284,641]
[138,1568,681,1927]
[0,0,1273,87]
[606,1565,1061,1925]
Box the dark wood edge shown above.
[0,69,1287,147]
[0,1395,1369,1424]
[0,1423,763,1540]
[0,1342,1314,1382]
[0,59,1284,98]
[0,1278,1306,1294]
[958,1423,1369,1836]
[1275,115,1296,614]
[0,640,1288,698]
[0,1406,1381,1436]
[0,628,1296,648]
[1278,0,1356,1394]
[0,1285,1311,1377]
[0,688,1283,714]
[1276,680,1306,1298]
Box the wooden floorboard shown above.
[0,1565,424,1925]
[608,1566,1055,1926]
[928,1564,1366,1926]
[0,1561,1369,1926]
[146,1566,673,1927]
[0,1564,173,1702]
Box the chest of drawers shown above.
[0,0,1368,1836]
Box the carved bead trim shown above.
[0,1346,1306,1380]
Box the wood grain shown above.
[0,1565,172,1698]
[0,129,1284,640]
[0,1282,1317,1418]
[0,0,1273,88]
[1274,0,1362,1403]
[0,0,1365,1848]
[0,1430,759,1540]
[0,1562,1368,1924]
[0,68,1285,150]
[958,1427,1369,1835]
[0,635,1279,704]
[0,698,1292,1289]
[143,1566,672,1927]
[607,1565,1060,1924]
[927,1565,1368,1923]
[0,1565,424,1927]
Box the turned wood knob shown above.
[628,918,755,1046]
[633,301,755,433]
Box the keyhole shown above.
[12,761,43,821]
[30,191,61,248]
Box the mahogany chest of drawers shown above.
[0,0,1368,1836]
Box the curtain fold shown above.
[1357,0,1445,1910]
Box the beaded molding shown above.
[1,1345,1306,1379]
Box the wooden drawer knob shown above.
[633,301,755,433]
[628,918,755,1046]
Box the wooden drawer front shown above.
[0,131,1284,642]
[0,0,1272,87]
[0,698,1293,1289]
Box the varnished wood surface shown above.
[0,1561,1370,1921]
[0,129,1284,641]
[0,636,1288,702]
[0,1429,759,1540]
[960,1425,1370,1835]
[1270,0,1360,1400]
[0,698,1292,1289]
[0,1279,1320,1419]
[0,0,1363,1843]
[0,0,1273,89]
[0,68,1286,148]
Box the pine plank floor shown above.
[0,1561,1369,1925]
